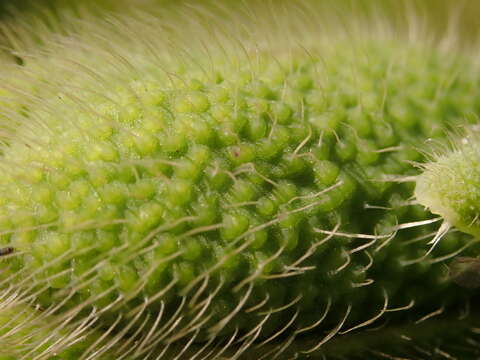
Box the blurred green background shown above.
[1,0,480,60]
[0,0,479,38]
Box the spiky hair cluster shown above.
[1,1,480,359]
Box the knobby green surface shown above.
[0,1,480,359]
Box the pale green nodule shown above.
[1,2,480,359]
[416,128,480,239]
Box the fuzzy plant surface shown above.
[416,127,480,239]
[1,1,480,359]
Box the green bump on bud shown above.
[228,143,256,165]
[314,160,340,187]
[157,234,179,255]
[168,178,194,205]
[129,178,158,200]
[132,129,159,156]
[118,265,139,294]
[222,211,250,241]
[257,196,278,217]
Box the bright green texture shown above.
[1,6,480,358]
[416,129,480,238]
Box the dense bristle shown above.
[1,1,480,359]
